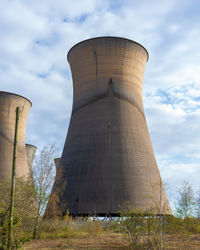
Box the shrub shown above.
[0,177,37,249]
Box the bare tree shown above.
[32,144,57,239]
[175,181,195,218]
[150,179,170,250]
[195,189,200,218]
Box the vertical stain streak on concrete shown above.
[93,50,98,76]
[108,78,113,94]
[107,93,112,211]
[8,96,10,121]
[20,101,26,119]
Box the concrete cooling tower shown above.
[46,37,171,216]
[0,91,32,179]
[26,144,37,174]
[54,158,61,169]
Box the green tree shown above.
[0,177,37,249]
[175,181,195,218]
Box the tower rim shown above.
[25,144,37,149]
[67,36,149,62]
[0,91,32,106]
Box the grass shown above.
[24,233,200,249]
[38,219,104,239]
[25,233,130,249]
[24,218,200,249]
[24,219,130,249]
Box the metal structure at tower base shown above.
[46,37,172,217]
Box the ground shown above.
[24,233,129,249]
[24,233,200,250]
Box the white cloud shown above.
[144,84,200,158]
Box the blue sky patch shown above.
[35,40,50,47]
[37,73,48,78]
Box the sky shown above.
[1,0,200,208]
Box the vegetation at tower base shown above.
[32,144,57,239]
[1,177,200,249]
[118,209,200,249]
[0,177,37,249]
[30,181,200,249]
[0,144,58,248]
[24,213,200,249]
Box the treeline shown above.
[118,201,200,249]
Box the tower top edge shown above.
[67,36,149,62]
[0,91,32,106]
[25,144,37,149]
[54,157,61,161]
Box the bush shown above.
[0,177,37,249]
[81,220,103,236]
[38,217,104,240]
[118,202,147,247]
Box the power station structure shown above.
[26,144,37,174]
[54,158,61,171]
[46,37,171,216]
[0,91,32,179]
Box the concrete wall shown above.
[54,158,61,171]
[46,37,171,216]
[0,91,31,178]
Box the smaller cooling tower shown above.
[0,91,32,179]
[26,144,37,175]
[54,158,61,171]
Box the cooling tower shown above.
[26,144,37,175]
[46,37,171,216]
[0,91,32,179]
[54,158,61,171]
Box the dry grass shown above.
[164,234,200,249]
[24,232,130,249]
[24,233,200,249]
[24,218,200,249]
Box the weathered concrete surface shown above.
[26,144,37,174]
[0,91,31,178]
[46,37,171,216]
[54,158,61,170]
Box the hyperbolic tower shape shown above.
[47,37,171,216]
[0,91,32,178]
